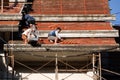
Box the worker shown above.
[22,11,35,27]
[22,24,37,44]
[48,27,63,44]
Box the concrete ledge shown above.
[4,44,119,61]
[4,44,119,52]
[0,14,22,20]
[0,27,18,32]
[0,21,19,32]
[9,0,26,2]
[0,14,115,21]
[32,14,116,21]
[37,30,119,38]
[0,23,19,32]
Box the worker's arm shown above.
[55,30,61,39]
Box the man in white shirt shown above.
[48,27,63,44]
[22,24,37,44]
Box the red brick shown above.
[36,22,112,30]
[38,38,116,45]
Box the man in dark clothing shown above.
[22,11,35,27]
[25,14,35,26]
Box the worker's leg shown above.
[48,36,56,43]
[54,37,58,44]
[22,34,28,44]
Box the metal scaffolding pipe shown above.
[99,53,102,80]
[92,54,95,74]
[1,0,3,13]
[11,55,14,80]
[92,53,96,80]
[55,53,58,80]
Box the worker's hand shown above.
[60,38,64,41]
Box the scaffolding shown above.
[2,45,120,80]
[0,0,120,80]
[4,51,101,80]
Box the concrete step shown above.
[31,14,115,21]
[0,21,19,32]
[0,14,115,21]
[36,30,118,38]
[0,14,22,20]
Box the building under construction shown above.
[0,0,120,80]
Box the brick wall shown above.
[31,0,110,14]
[36,22,112,30]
